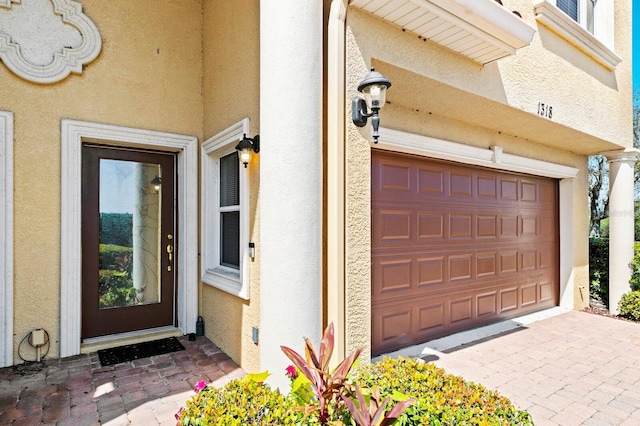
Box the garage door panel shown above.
[477,175,498,199]
[372,302,417,353]
[450,297,473,323]
[521,284,537,307]
[499,287,519,313]
[378,160,412,192]
[476,253,497,278]
[500,215,518,237]
[418,256,445,287]
[477,215,498,238]
[450,214,472,239]
[477,292,498,317]
[378,210,412,242]
[372,151,558,356]
[418,213,445,239]
[418,166,445,195]
[450,172,473,197]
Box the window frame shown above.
[534,0,620,70]
[201,118,251,299]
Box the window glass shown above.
[220,211,240,269]
[220,153,239,207]
[557,0,578,21]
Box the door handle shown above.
[167,244,173,271]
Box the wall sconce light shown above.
[352,67,391,143]
[150,175,162,192]
[235,134,260,168]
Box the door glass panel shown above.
[99,159,162,309]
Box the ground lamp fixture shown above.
[150,175,162,192]
[352,67,391,143]
[235,133,260,168]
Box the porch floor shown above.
[0,335,244,425]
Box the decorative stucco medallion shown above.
[0,0,101,84]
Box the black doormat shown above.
[97,337,185,366]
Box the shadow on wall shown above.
[536,25,618,90]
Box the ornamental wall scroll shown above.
[0,0,101,84]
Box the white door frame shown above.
[60,120,198,357]
[0,111,14,367]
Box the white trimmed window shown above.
[201,119,251,299]
[556,0,594,33]
[534,0,619,70]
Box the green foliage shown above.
[177,357,530,425]
[98,270,139,308]
[355,357,532,425]
[629,245,640,292]
[100,213,133,247]
[589,237,609,306]
[280,322,364,423]
[618,291,640,322]
[98,244,137,309]
[178,375,293,425]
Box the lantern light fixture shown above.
[235,133,260,168]
[352,67,391,143]
[150,175,162,192]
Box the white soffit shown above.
[350,0,536,64]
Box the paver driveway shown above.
[424,310,640,425]
[2,310,640,425]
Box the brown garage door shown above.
[372,151,559,356]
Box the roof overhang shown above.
[349,0,536,64]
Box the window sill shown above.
[533,0,621,71]
[202,267,249,300]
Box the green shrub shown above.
[629,246,640,292]
[98,269,139,308]
[618,291,640,322]
[589,237,609,306]
[100,213,133,247]
[178,375,325,425]
[99,244,132,272]
[354,357,532,425]
[177,357,531,425]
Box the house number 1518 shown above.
[537,102,552,119]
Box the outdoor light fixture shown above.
[150,175,162,192]
[352,67,391,143]
[235,133,260,168]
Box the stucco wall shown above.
[200,0,261,373]
[344,0,630,356]
[0,0,203,363]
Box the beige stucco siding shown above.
[200,0,261,373]
[0,0,204,363]
[344,0,630,357]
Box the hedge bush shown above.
[629,245,640,292]
[100,212,133,247]
[177,357,531,425]
[355,357,532,425]
[589,237,609,306]
[618,291,640,322]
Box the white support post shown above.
[260,2,323,389]
[604,148,639,314]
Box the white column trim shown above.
[327,0,348,362]
[260,0,323,390]
[604,148,639,314]
[377,126,578,310]
[0,111,13,367]
[60,120,198,357]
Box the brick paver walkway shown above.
[0,335,244,425]
[2,311,639,425]
[430,310,640,425]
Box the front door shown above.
[81,145,177,339]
